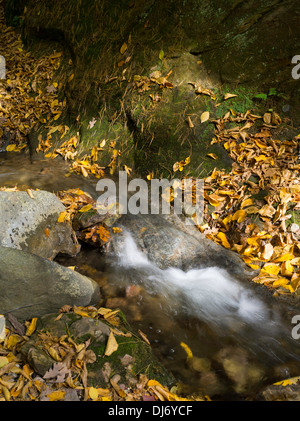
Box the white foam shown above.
[116,231,278,331]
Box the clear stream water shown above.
[2,151,300,398]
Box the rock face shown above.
[0,246,101,320]
[109,212,257,283]
[0,190,80,259]
[15,0,300,179]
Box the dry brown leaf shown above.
[104,332,118,356]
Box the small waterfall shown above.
[113,231,300,360]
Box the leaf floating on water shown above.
[180,342,193,359]
[273,376,300,386]
[232,209,247,223]
[78,204,93,213]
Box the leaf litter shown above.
[0,305,207,401]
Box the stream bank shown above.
[0,152,300,400]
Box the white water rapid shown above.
[113,231,299,360]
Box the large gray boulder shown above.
[0,190,80,259]
[0,246,101,320]
[109,212,257,283]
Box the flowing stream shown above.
[2,151,300,398]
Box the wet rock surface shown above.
[0,190,80,260]
[0,246,101,320]
[109,212,258,283]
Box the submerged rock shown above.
[260,383,300,401]
[214,346,265,395]
[0,246,101,320]
[0,190,80,260]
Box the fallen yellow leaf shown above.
[217,232,231,249]
[200,111,210,123]
[104,332,118,356]
[261,263,280,276]
[47,390,65,401]
[25,317,37,336]
[232,209,247,223]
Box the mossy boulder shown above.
[19,311,175,388]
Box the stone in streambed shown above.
[0,246,101,320]
[109,213,258,283]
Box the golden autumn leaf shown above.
[25,318,37,336]
[254,138,267,149]
[47,390,66,401]
[112,227,123,234]
[207,153,218,160]
[258,204,276,218]
[79,204,93,213]
[180,342,193,359]
[147,172,154,180]
[291,276,300,292]
[273,253,294,263]
[245,206,260,215]
[88,387,99,401]
[110,380,127,398]
[261,263,280,276]
[217,232,231,249]
[272,278,290,288]
[261,243,274,261]
[104,332,118,356]
[6,144,16,152]
[200,111,210,123]
[222,215,232,230]
[138,329,150,345]
[224,93,237,100]
[240,198,253,208]
[281,261,294,277]
[232,209,247,223]
[0,356,9,368]
[48,347,62,362]
[120,43,127,54]
[57,210,67,223]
